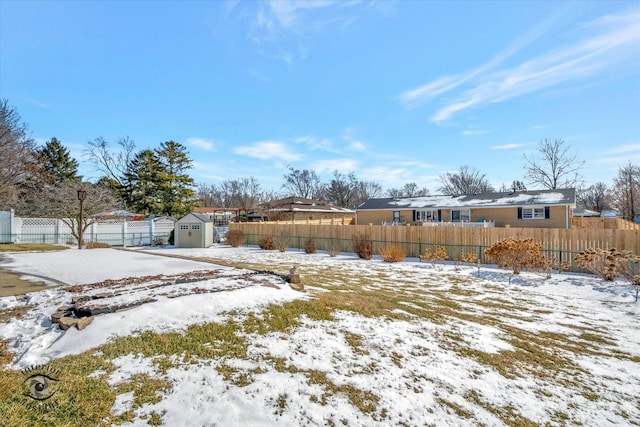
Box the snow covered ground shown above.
[1,245,639,426]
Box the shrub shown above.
[225,229,245,247]
[168,230,175,245]
[484,237,548,276]
[258,235,276,250]
[275,232,290,252]
[352,233,372,260]
[303,238,317,254]
[379,244,406,263]
[419,245,449,266]
[86,241,111,249]
[455,252,479,273]
[327,239,341,257]
[459,252,478,265]
[574,248,639,282]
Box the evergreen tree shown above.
[38,137,79,184]
[125,149,165,216]
[156,141,195,217]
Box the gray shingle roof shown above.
[357,189,576,210]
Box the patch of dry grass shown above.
[1,249,635,425]
[0,243,68,252]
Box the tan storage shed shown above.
[175,212,215,248]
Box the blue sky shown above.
[1,1,639,193]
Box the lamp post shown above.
[77,188,87,249]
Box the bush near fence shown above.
[229,222,640,273]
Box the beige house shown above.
[357,189,576,229]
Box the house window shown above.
[191,224,201,230]
[179,225,189,230]
[416,210,438,222]
[451,210,470,222]
[393,211,400,222]
[521,207,546,220]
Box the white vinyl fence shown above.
[0,210,175,246]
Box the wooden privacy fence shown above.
[571,217,640,230]
[230,222,640,269]
[261,217,354,225]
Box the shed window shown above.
[179,224,189,230]
[191,224,201,230]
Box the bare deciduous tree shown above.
[578,182,612,213]
[498,180,527,192]
[438,165,494,195]
[30,179,122,243]
[322,171,380,209]
[353,179,383,208]
[281,167,324,199]
[0,99,41,210]
[83,136,136,187]
[523,138,584,189]
[219,177,265,215]
[612,162,640,221]
[386,182,430,198]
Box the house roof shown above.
[193,207,242,214]
[357,189,576,211]
[262,197,355,214]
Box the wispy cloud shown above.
[595,153,640,166]
[27,97,48,109]
[243,1,370,61]
[360,165,440,190]
[295,135,336,152]
[398,8,563,110]
[186,137,217,151]
[348,140,366,151]
[341,128,366,151]
[607,142,640,154]
[462,130,487,136]
[312,158,357,173]
[491,143,525,150]
[234,140,302,161]
[400,7,640,123]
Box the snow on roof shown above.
[360,189,575,210]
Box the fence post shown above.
[122,219,127,247]
[150,219,154,245]
[9,209,15,243]
[14,214,21,244]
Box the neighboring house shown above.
[175,212,218,248]
[258,197,355,222]
[356,189,576,229]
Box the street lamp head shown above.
[77,188,87,201]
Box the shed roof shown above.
[177,212,214,223]
[358,189,576,210]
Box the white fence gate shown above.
[0,210,175,246]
